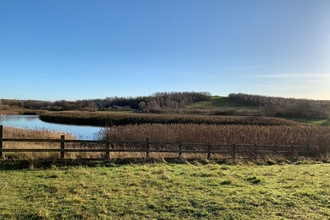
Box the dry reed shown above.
[2,126,76,159]
[94,124,330,159]
[39,111,299,126]
[3,124,330,160]
[108,124,330,147]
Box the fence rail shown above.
[0,125,317,160]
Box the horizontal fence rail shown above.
[0,126,319,161]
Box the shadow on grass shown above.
[1,154,328,170]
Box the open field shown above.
[185,96,261,116]
[1,163,330,219]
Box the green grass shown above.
[1,163,330,219]
[187,96,244,109]
[96,110,135,114]
[187,96,259,113]
[209,96,245,108]
[280,117,330,126]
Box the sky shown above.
[1,0,330,101]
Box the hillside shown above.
[184,96,261,116]
[186,95,330,126]
[187,96,253,108]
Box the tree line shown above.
[229,93,330,118]
[1,92,211,111]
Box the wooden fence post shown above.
[0,125,3,159]
[60,135,65,159]
[291,144,295,159]
[232,144,236,159]
[254,144,257,157]
[146,138,150,158]
[207,143,211,160]
[274,145,277,154]
[178,142,182,158]
[105,140,110,161]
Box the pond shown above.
[0,115,103,140]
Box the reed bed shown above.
[2,126,75,139]
[2,126,76,160]
[106,123,330,148]
[0,109,46,115]
[1,127,125,160]
[92,124,330,160]
[39,111,299,126]
[2,123,330,161]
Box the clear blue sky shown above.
[1,0,330,101]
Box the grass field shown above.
[187,96,245,108]
[0,163,329,219]
[281,117,330,126]
[177,96,259,116]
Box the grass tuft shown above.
[246,176,263,184]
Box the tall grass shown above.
[2,127,76,160]
[105,124,330,147]
[3,123,330,160]
[0,109,46,115]
[93,124,330,159]
[3,126,75,139]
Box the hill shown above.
[186,94,330,125]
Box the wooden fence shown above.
[0,125,317,160]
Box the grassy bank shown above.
[0,163,330,219]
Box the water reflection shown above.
[0,115,103,140]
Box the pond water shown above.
[0,115,103,140]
